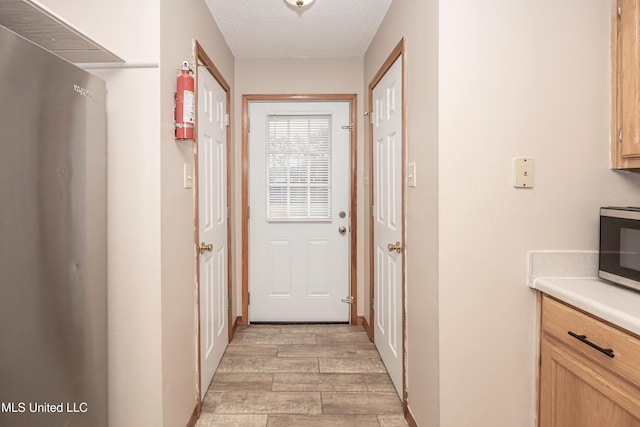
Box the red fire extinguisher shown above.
[174,61,195,140]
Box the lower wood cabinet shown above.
[539,295,640,426]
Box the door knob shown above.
[338,226,347,235]
[199,242,213,254]
[387,241,402,253]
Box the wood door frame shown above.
[367,38,409,412]
[192,40,232,417]
[241,94,358,325]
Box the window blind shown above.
[266,114,332,221]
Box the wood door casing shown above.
[241,94,358,325]
[372,56,403,397]
[197,63,228,400]
[248,101,351,322]
[193,40,232,416]
[367,38,408,411]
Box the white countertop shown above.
[532,277,640,336]
[527,251,640,336]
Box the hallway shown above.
[196,324,408,427]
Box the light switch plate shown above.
[513,158,534,188]
[407,162,417,187]
[184,164,193,189]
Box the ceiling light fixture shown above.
[285,0,315,8]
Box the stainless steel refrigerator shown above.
[0,25,107,427]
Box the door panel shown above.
[203,255,213,355]
[373,57,403,396]
[249,101,350,322]
[268,239,292,296]
[308,240,330,295]
[198,65,228,399]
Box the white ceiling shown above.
[204,0,394,59]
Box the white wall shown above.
[91,67,163,427]
[364,0,440,424]
[34,0,234,425]
[234,58,366,318]
[367,0,640,426]
[34,0,164,425]
[27,1,640,426]
[439,1,640,425]
[159,0,234,426]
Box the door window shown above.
[266,114,332,221]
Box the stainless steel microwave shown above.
[599,207,640,292]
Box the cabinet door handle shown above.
[568,331,615,358]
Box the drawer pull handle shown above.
[568,331,615,358]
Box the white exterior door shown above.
[373,57,403,396]
[198,64,228,399]
[249,101,350,322]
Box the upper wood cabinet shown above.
[612,0,640,169]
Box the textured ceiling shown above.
[205,0,394,59]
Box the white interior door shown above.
[249,101,350,322]
[373,57,403,396]
[198,64,228,400]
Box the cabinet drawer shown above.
[542,295,640,388]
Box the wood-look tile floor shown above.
[195,324,408,427]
